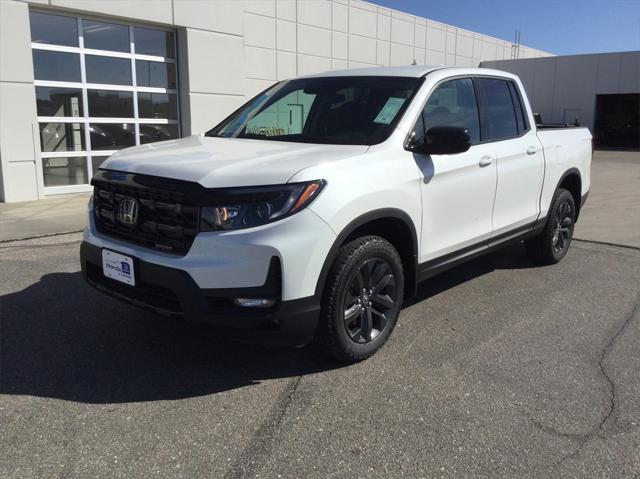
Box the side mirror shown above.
[408,126,472,155]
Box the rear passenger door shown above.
[474,78,544,237]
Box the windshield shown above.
[206,76,424,145]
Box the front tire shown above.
[525,188,576,264]
[314,236,404,363]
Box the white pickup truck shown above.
[81,66,592,362]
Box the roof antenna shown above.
[411,59,417,65]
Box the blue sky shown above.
[371,0,640,55]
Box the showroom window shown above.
[29,11,180,191]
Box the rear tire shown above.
[525,188,576,265]
[313,236,404,363]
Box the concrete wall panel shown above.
[297,54,331,76]
[244,13,276,49]
[52,0,172,24]
[186,30,244,95]
[377,14,390,41]
[332,1,348,32]
[349,5,377,38]
[389,42,413,66]
[426,24,446,52]
[296,0,332,29]
[297,24,331,58]
[277,50,297,80]
[414,23,426,49]
[348,34,377,64]
[1,0,34,83]
[188,93,244,134]
[244,46,277,81]
[390,18,414,46]
[245,0,276,17]
[376,40,390,65]
[277,19,297,53]
[332,31,348,60]
[174,0,243,35]
[276,0,297,22]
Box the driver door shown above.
[412,78,498,263]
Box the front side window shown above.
[208,76,423,145]
[419,78,480,144]
[475,78,519,141]
[29,11,179,189]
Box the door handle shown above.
[526,145,538,155]
[479,155,495,167]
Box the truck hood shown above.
[101,135,369,187]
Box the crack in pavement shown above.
[223,374,303,479]
[529,299,640,473]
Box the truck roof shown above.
[300,65,517,80]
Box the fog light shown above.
[233,298,277,308]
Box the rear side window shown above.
[507,81,528,134]
[474,78,519,141]
[420,78,480,144]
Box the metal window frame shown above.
[30,9,180,196]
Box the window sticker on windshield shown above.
[374,97,406,124]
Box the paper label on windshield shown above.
[374,97,406,124]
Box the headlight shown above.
[200,180,325,231]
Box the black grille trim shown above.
[92,170,201,255]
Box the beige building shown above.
[0,0,551,202]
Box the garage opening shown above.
[594,94,639,150]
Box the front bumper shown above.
[80,241,320,346]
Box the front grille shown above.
[93,173,200,255]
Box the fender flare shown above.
[554,167,583,217]
[314,208,419,298]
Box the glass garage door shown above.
[29,11,180,193]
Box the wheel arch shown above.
[555,168,582,219]
[315,208,419,300]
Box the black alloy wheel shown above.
[343,258,398,343]
[313,235,404,363]
[551,199,574,256]
[525,188,576,264]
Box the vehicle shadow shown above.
[1,243,538,404]
[405,242,541,308]
[0,271,337,404]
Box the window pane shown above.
[211,77,421,145]
[136,61,176,89]
[422,78,480,144]
[36,87,83,117]
[139,124,179,144]
[137,92,177,118]
[88,90,134,117]
[85,55,132,85]
[43,157,88,186]
[245,90,316,137]
[91,156,110,175]
[83,19,130,52]
[39,123,85,152]
[89,123,136,150]
[30,11,78,47]
[476,78,518,141]
[134,27,175,58]
[508,82,527,134]
[32,50,81,82]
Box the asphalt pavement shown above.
[1,149,639,477]
[1,232,639,478]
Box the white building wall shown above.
[0,0,551,202]
[481,51,640,132]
